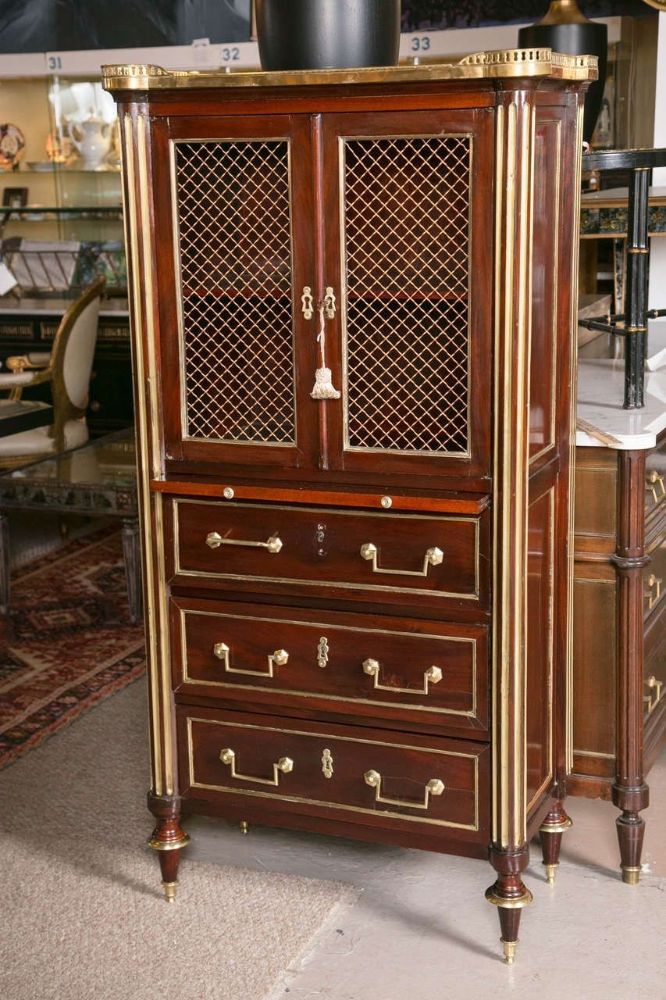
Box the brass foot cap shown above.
[502,939,518,965]
[544,863,558,885]
[240,821,249,835]
[621,866,641,885]
[162,881,178,902]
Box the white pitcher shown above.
[66,118,112,170]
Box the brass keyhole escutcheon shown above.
[322,749,334,779]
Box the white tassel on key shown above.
[310,304,341,400]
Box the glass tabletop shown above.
[3,427,136,488]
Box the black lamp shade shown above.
[255,0,401,72]
[519,10,607,143]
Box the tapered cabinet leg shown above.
[147,792,190,901]
[540,800,572,885]
[613,786,649,885]
[486,847,533,964]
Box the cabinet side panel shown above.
[529,118,561,469]
[526,486,555,812]
[572,575,618,765]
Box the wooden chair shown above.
[0,278,105,468]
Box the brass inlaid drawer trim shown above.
[186,716,481,831]
[173,498,482,601]
[180,607,479,719]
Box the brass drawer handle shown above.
[644,675,664,715]
[219,748,294,786]
[363,769,445,810]
[644,574,663,610]
[646,470,666,503]
[206,531,283,554]
[213,642,288,678]
[362,658,443,695]
[360,542,443,577]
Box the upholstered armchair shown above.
[0,279,105,467]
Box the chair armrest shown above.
[6,352,52,372]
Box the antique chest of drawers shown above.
[104,49,595,963]
[571,426,666,881]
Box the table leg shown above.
[122,518,143,625]
[0,512,9,615]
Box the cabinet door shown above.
[319,111,493,481]
[153,115,318,471]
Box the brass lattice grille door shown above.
[156,116,317,469]
[321,112,493,481]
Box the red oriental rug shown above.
[0,526,145,770]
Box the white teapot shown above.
[66,118,112,170]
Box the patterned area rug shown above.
[0,526,145,769]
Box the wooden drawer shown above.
[645,437,666,525]
[644,529,666,621]
[169,499,487,612]
[178,706,489,842]
[644,601,666,722]
[172,597,488,735]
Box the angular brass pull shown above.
[644,574,663,610]
[362,658,443,695]
[644,675,664,715]
[360,542,443,577]
[323,286,336,319]
[219,748,294,786]
[646,470,666,503]
[363,769,445,810]
[206,531,283,554]
[213,642,288,678]
[301,286,314,320]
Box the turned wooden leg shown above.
[613,787,649,885]
[122,518,143,625]
[612,452,650,884]
[147,792,190,901]
[540,800,572,885]
[486,846,533,964]
[0,512,10,615]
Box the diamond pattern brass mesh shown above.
[175,140,295,444]
[343,136,471,454]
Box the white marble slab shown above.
[576,357,666,449]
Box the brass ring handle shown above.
[362,658,443,695]
[213,642,288,678]
[646,469,666,503]
[206,531,283,554]
[219,748,294,786]
[644,675,664,715]
[363,769,445,810]
[360,542,443,577]
[644,574,663,610]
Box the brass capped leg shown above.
[621,865,641,885]
[162,881,178,902]
[240,820,249,835]
[544,863,558,885]
[502,939,518,965]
